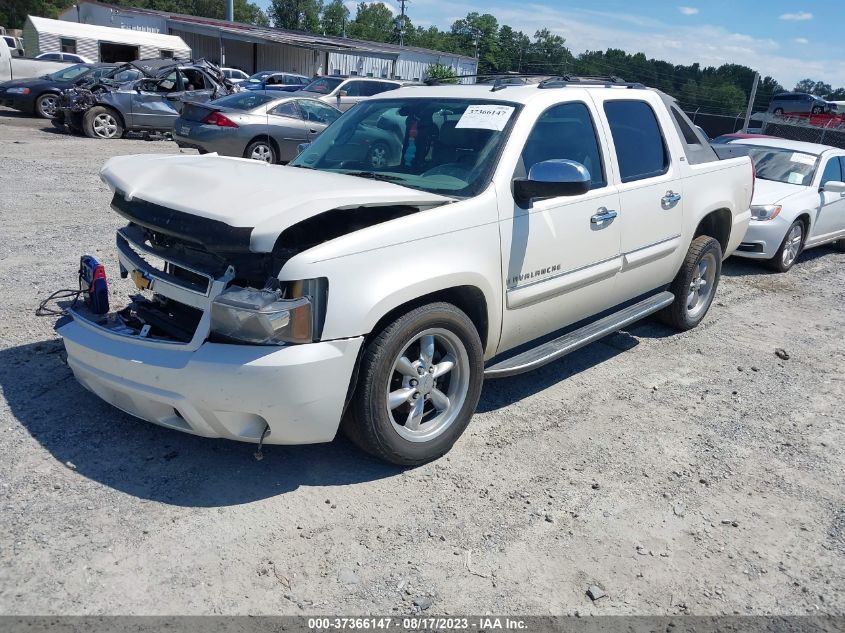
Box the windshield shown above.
[301,77,343,94]
[291,98,520,197]
[247,71,273,83]
[744,146,818,186]
[210,91,277,110]
[48,64,92,82]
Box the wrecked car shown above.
[52,58,237,139]
[55,81,753,465]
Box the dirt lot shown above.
[0,109,843,617]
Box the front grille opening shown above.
[118,295,203,343]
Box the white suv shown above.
[57,78,753,464]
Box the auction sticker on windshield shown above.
[455,105,515,131]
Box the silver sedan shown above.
[172,91,342,164]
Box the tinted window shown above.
[520,102,606,189]
[604,100,669,182]
[820,157,842,185]
[212,91,276,110]
[47,64,91,81]
[344,81,368,97]
[42,53,62,60]
[302,77,343,94]
[297,100,341,124]
[269,101,300,118]
[671,106,700,145]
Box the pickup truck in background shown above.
[56,77,753,465]
[0,37,70,82]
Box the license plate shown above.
[179,125,190,136]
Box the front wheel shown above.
[35,93,59,119]
[767,220,804,272]
[83,106,123,139]
[344,302,484,466]
[658,235,722,331]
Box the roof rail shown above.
[538,75,645,89]
[423,73,555,87]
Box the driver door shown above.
[130,70,182,130]
[497,101,623,351]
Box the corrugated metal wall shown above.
[222,38,253,72]
[328,51,394,78]
[169,29,219,63]
[257,43,315,75]
[22,21,40,56]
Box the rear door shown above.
[335,80,369,111]
[591,94,685,298]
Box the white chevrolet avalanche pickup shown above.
[56,78,754,465]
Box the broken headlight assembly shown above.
[210,278,327,345]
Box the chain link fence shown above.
[683,108,845,149]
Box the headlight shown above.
[750,205,781,221]
[7,87,30,95]
[210,281,326,345]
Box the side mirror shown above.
[297,142,311,155]
[338,90,348,98]
[513,159,591,207]
[822,180,845,194]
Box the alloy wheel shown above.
[250,143,274,162]
[686,251,717,319]
[92,113,119,138]
[385,328,470,443]
[38,95,58,118]
[782,223,803,268]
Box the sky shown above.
[257,0,845,89]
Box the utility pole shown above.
[398,0,409,46]
[226,0,233,22]
[742,71,760,133]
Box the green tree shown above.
[346,2,394,42]
[496,25,530,73]
[270,0,321,31]
[523,29,571,75]
[425,62,457,83]
[450,12,499,72]
[319,0,349,36]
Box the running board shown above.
[484,291,674,378]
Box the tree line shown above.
[4,0,844,112]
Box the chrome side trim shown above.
[506,256,623,309]
[622,234,682,270]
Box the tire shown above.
[834,239,845,252]
[245,139,277,163]
[812,106,823,115]
[658,235,722,331]
[773,107,784,115]
[83,106,123,139]
[35,93,59,119]
[366,141,390,168]
[343,302,484,466]
[767,220,804,272]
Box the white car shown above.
[56,80,753,465]
[35,52,93,63]
[221,67,249,83]
[729,138,845,271]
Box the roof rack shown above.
[423,73,554,87]
[538,75,645,89]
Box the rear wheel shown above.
[83,106,123,139]
[834,239,845,252]
[35,93,59,119]
[773,107,784,115]
[812,106,824,114]
[658,235,722,331]
[767,220,804,272]
[367,141,390,168]
[343,302,484,466]
[245,139,277,163]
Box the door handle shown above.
[662,190,682,207]
[590,208,618,225]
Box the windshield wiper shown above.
[340,170,404,182]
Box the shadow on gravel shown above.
[0,340,401,508]
[478,321,673,413]
[722,246,840,278]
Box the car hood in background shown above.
[751,179,813,206]
[0,77,59,90]
[100,153,454,253]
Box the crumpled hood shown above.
[100,153,454,253]
[751,179,810,205]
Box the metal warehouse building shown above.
[58,1,477,81]
[23,15,190,62]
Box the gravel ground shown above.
[0,109,843,617]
